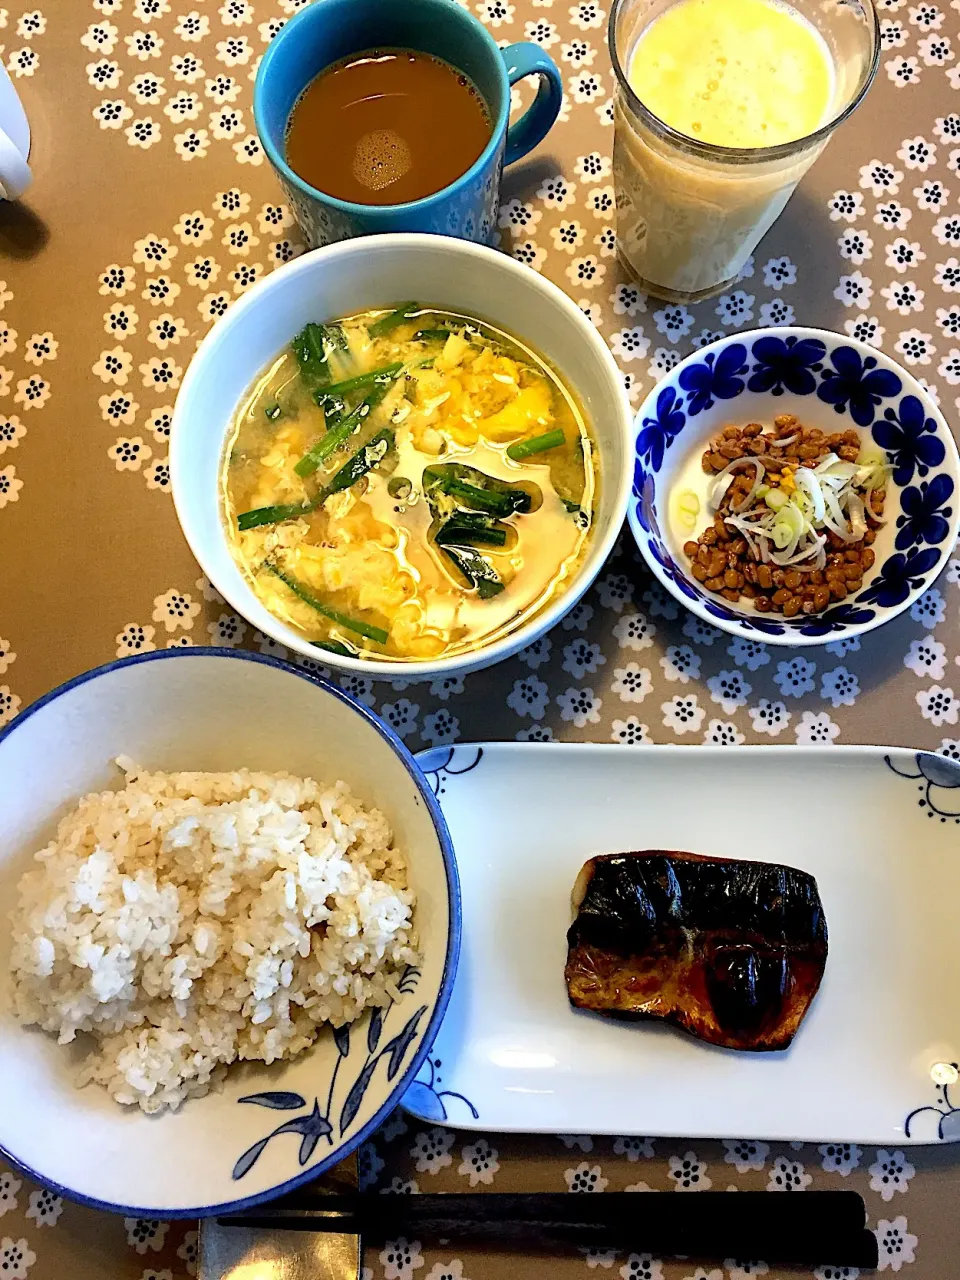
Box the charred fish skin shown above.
[564,851,828,1053]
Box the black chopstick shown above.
[217,1190,879,1269]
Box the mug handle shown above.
[500,43,563,168]
[0,127,31,201]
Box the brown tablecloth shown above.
[3,0,960,1276]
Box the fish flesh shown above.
[564,851,827,1052]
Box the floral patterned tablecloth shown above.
[3,0,960,1276]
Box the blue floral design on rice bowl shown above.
[628,327,960,646]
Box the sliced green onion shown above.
[414,328,453,342]
[237,499,317,531]
[267,565,388,643]
[315,363,403,401]
[506,428,565,461]
[368,303,420,338]
[435,514,507,547]
[325,426,395,496]
[445,480,513,515]
[311,638,355,657]
[264,403,282,421]
[294,421,355,477]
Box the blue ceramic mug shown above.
[254,0,563,248]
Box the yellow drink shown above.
[609,0,877,302]
[628,0,833,149]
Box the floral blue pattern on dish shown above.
[873,394,947,485]
[232,965,424,1180]
[885,750,960,821]
[418,745,484,798]
[677,343,747,416]
[895,475,955,550]
[816,346,902,426]
[746,334,825,396]
[627,328,958,644]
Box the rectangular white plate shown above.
[403,743,960,1145]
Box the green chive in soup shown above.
[222,305,598,662]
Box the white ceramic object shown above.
[171,234,633,680]
[628,327,960,646]
[404,742,960,1145]
[0,650,459,1216]
[0,64,31,199]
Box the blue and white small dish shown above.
[0,649,459,1218]
[628,327,960,645]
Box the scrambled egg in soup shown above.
[222,305,598,661]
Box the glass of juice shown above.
[609,0,879,302]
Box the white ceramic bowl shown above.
[171,234,633,679]
[0,649,458,1217]
[628,327,960,646]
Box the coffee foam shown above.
[351,129,413,193]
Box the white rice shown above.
[9,759,418,1114]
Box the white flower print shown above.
[147,315,188,349]
[174,126,209,160]
[216,36,253,66]
[561,37,596,65]
[211,106,246,140]
[151,588,200,632]
[380,698,420,739]
[87,57,122,89]
[427,674,464,701]
[725,1264,769,1280]
[116,623,158,660]
[584,1248,618,1268]
[536,173,577,209]
[683,1271,722,1280]
[715,290,754,326]
[881,279,924,314]
[834,270,873,308]
[610,325,649,361]
[0,1238,34,1279]
[895,327,934,364]
[860,159,904,196]
[818,1143,862,1175]
[660,644,701,684]
[173,210,214,246]
[566,254,604,288]
[556,686,602,727]
[933,212,960,246]
[82,21,119,54]
[911,585,946,627]
[506,675,549,719]
[512,238,548,271]
[380,1238,425,1280]
[767,1156,812,1191]
[886,54,921,84]
[613,611,656,650]
[222,221,258,255]
[497,198,541,231]
[795,710,841,744]
[881,16,907,45]
[726,637,769,671]
[774,656,817,697]
[0,1174,20,1217]
[562,639,605,678]
[24,1188,62,1227]
[208,612,246,646]
[93,97,133,129]
[425,1263,468,1280]
[939,349,960,384]
[874,1216,917,1271]
[869,1150,915,1202]
[681,614,721,644]
[885,237,925,274]
[108,436,151,471]
[916,683,960,724]
[133,233,177,273]
[92,346,132,385]
[125,28,163,61]
[0,414,23,454]
[748,699,791,736]
[611,715,650,745]
[125,116,162,149]
[828,189,865,222]
[707,669,751,712]
[23,331,56,364]
[142,275,180,307]
[820,665,860,707]
[612,282,645,315]
[420,709,460,746]
[458,1139,499,1186]
[13,375,49,411]
[619,1256,663,1280]
[184,255,220,290]
[0,637,14,678]
[723,1139,769,1173]
[16,10,44,37]
[171,52,205,83]
[668,1151,711,1190]
[760,299,796,325]
[0,683,21,725]
[702,718,744,745]
[661,693,705,735]
[762,256,797,290]
[176,1230,199,1276]
[165,90,201,121]
[548,219,586,255]
[611,663,652,703]
[593,572,632,613]
[838,227,873,264]
[175,10,209,41]
[844,314,885,346]
[516,723,556,742]
[5,44,37,77]
[647,346,680,377]
[99,390,138,425]
[897,134,937,169]
[918,31,952,62]
[565,1162,608,1192]
[410,1127,455,1175]
[649,303,694,341]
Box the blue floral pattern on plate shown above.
[627,327,960,647]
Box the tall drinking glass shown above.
[609,0,879,303]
